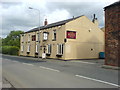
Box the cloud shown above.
[0,0,118,38]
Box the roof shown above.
[104,1,120,10]
[25,15,84,33]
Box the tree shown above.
[2,30,24,55]
[2,30,24,47]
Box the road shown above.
[2,54,119,88]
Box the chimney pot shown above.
[44,19,48,26]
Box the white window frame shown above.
[36,44,38,53]
[27,45,30,52]
[21,45,24,52]
[28,34,30,42]
[36,33,40,42]
[57,44,63,55]
[47,44,51,54]
[21,34,24,43]
[43,32,48,41]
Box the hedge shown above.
[2,46,19,55]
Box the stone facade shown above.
[104,1,120,67]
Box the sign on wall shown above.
[66,31,76,39]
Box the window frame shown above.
[21,45,24,52]
[47,44,51,54]
[36,44,38,53]
[43,32,48,41]
[27,45,30,52]
[52,30,56,41]
[32,35,36,41]
[57,44,63,55]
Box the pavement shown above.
[1,54,120,88]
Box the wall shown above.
[65,16,104,59]
[105,3,120,67]
[20,32,36,57]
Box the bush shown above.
[2,46,19,55]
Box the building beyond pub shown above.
[20,15,104,60]
[104,1,120,67]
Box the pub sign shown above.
[66,31,76,39]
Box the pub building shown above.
[20,15,104,60]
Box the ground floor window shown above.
[46,44,51,54]
[57,44,63,55]
[27,45,30,52]
[21,45,24,52]
[36,44,38,53]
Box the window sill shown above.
[46,53,51,56]
[56,54,63,57]
[43,40,47,41]
[52,39,56,41]
[27,52,30,54]
[35,52,38,55]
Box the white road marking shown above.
[4,59,10,61]
[39,66,60,72]
[12,61,19,63]
[75,75,120,87]
[70,61,95,64]
[22,63,34,66]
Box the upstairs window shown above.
[57,44,64,55]
[28,34,30,42]
[43,32,48,41]
[21,34,24,43]
[32,35,36,41]
[46,44,52,54]
[52,30,56,41]
[36,33,40,42]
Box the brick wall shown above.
[105,2,120,67]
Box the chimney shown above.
[44,19,48,26]
[92,14,99,27]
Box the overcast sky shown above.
[0,0,118,38]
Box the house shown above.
[104,1,120,67]
[20,15,104,60]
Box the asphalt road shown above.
[2,54,119,88]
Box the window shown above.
[57,44,63,55]
[28,34,30,42]
[36,44,38,53]
[36,33,40,42]
[21,34,24,43]
[21,45,24,52]
[43,32,48,41]
[32,35,36,41]
[52,30,56,41]
[27,45,30,52]
[46,44,51,54]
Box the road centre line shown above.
[12,61,19,63]
[70,61,95,64]
[22,63,34,66]
[75,75,120,87]
[39,66,60,72]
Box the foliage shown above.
[0,38,2,53]
[2,46,19,55]
[2,30,24,55]
[2,31,24,47]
